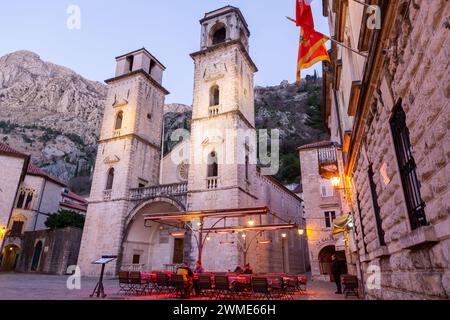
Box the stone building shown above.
[298,141,347,281]
[0,142,87,272]
[321,0,449,299]
[0,142,29,261]
[77,6,307,276]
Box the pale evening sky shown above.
[0,1,329,104]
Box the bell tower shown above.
[187,6,259,271]
[77,48,169,275]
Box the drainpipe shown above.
[33,179,47,231]
[333,90,344,147]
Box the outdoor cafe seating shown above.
[116,270,308,300]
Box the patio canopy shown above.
[201,223,298,233]
[143,206,270,223]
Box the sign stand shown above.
[90,256,117,298]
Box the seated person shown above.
[194,260,204,274]
[233,266,243,274]
[243,263,253,274]
[177,261,194,297]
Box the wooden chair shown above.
[129,271,148,295]
[198,274,214,298]
[341,275,359,298]
[214,275,234,300]
[155,272,171,295]
[172,274,190,299]
[251,277,275,300]
[117,271,131,295]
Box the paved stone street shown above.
[0,272,358,300]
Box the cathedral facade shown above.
[77,6,307,276]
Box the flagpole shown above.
[352,0,373,8]
[327,37,368,58]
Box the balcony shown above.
[209,105,220,117]
[103,190,112,201]
[113,129,121,137]
[318,147,339,179]
[206,177,219,189]
[129,182,188,201]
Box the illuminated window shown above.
[320,179,334,197]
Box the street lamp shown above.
[0,226,6,239]
[330,176,341,188]
[297,228,305,236]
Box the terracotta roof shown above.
[62,190,87,204]
[297,140,338,151]
[27,163,66,187]
[0,142,28,158]
[292,184,303,194]
[60,201,88,212]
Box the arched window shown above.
[212,26,226,45]
[210,85,220,106]
[24,192,33,210]
[207,152,218,177]
[106,168,115,190]
[115,111,123,130]
[16,191,26,208]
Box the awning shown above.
[333,214,353,235]
[143,207,269,222]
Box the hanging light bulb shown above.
[298,228,305,236]
[247,220,255,227]
[281,233,287,238]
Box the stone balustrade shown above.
[206,177,218,189]
[103,189,112,201]
[129,182,188,201]
[209,105,220,117]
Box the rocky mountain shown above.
[0,50,327,193]
[255,76,329,184]
[0,50,107,192]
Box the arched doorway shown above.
[121,200,185,272]
[318,245,347,281]
[31,241,43,271]
[1,244,20,271]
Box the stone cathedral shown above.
[78,6,306,276]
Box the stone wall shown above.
[299,146,343,280]
[16,227,82,275]
[350,0,450,300]
[0,154,25,240]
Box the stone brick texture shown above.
[351,0,450,299]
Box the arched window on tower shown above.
[210,85,220,106]
[212,25,226,45]
[207,152,218,177]
[115,111,123,130]
[106,168,115,190]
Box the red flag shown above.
[296,0,314,31]
[297,28,330,82]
